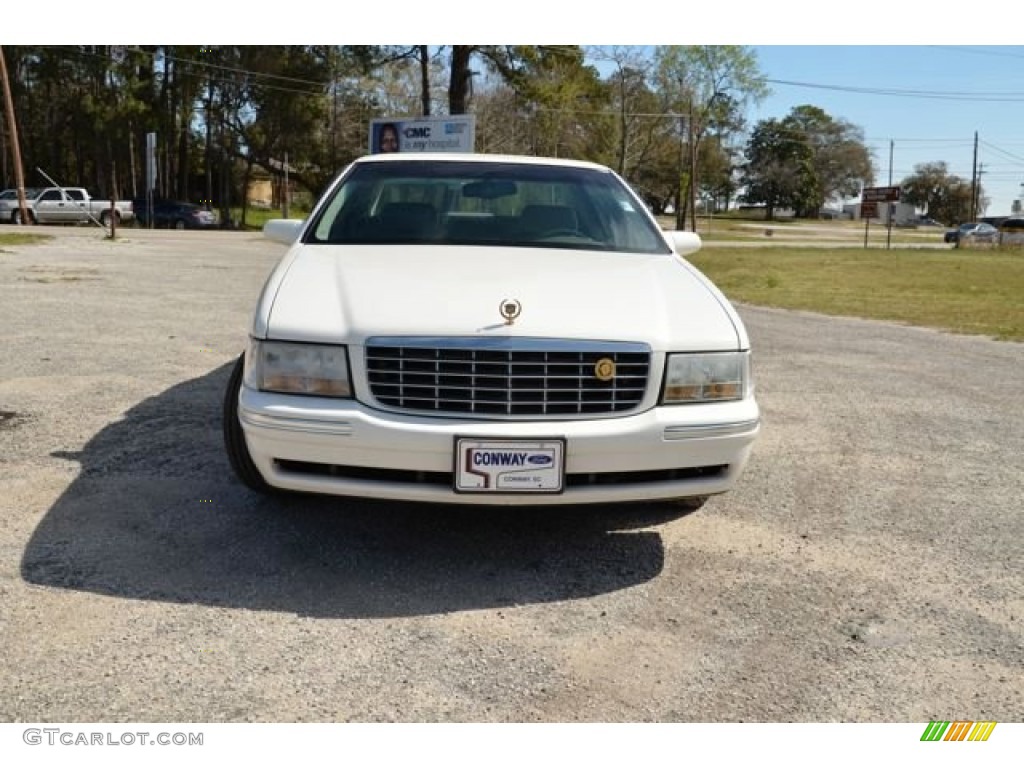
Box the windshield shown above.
[305,160,671,254]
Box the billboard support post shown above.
[861,187,901,250]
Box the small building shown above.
[246,173,273,209]
[844,201,918,225]
[246,160,299,211]
[819,206,853,220]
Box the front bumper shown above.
[237,386,760,505]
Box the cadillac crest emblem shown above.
[499,299,522,325]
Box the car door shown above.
[152,202,173,227]
[63,189,89,222]
[32,189,71,223]
[974,224,996,242]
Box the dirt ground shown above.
[0,225,1020,723]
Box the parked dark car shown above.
[0,187,44,223]
[0,187,43,201]
[944,222,997,245]
[134,200,217,229]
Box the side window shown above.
[311,179,369,242]
[65,189,86,201]
[40,190,62,202]
[595,189,664,252]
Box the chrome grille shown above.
[365,337,650,417]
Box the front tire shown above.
[223,353,271,493]
[12,209,34,225]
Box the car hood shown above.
[254,245,745,352]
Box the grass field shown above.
[4,222,1020,343]
[688,246,1024,342]
[660,214,950,247]
[0,233,52,248]
[231,207,310,230]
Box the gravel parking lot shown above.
[0,225,1021,722]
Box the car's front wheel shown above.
[12,208,34,225]
[223,353,271,493]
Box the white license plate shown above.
[454,438,565,493]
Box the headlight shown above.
[661,351,749,404]
[243,339,351,397]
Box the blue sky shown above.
[747,46,1024,215]
[585,44,1024,216]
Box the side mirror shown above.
[263,219,305,246]
[666,230,702,257]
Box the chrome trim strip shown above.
[265,469,734,506]
[240,410,353,436]
[663,419,760,440]
[366,336,651,353]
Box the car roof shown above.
[351,152,613,173]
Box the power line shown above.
[979,140,1024,166]
[926,46,1024,62]
[866,138,974,145]
[46,46,330,99]
[125,47,330,89]
[766,77,1024,102]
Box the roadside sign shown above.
[862,186,901,203]
[860,202,878,218]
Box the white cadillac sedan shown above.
[224,153,760,507]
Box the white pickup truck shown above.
[1,186,134,226]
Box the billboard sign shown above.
[369,115,475,155]
[862,186,900,203]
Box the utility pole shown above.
[418,45,431,117]
[675,114,685,231]
[970,131,979,222]
[204,47,214,210]
[688,100,698,233]
[282,151,289,219]
[329,48,338,173]
[0,86,6,184]
[886,139,894,249]
[0,46,30,225]
[975,163,984,218]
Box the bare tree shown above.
[655,46,769,230]
[588,46,654,176]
